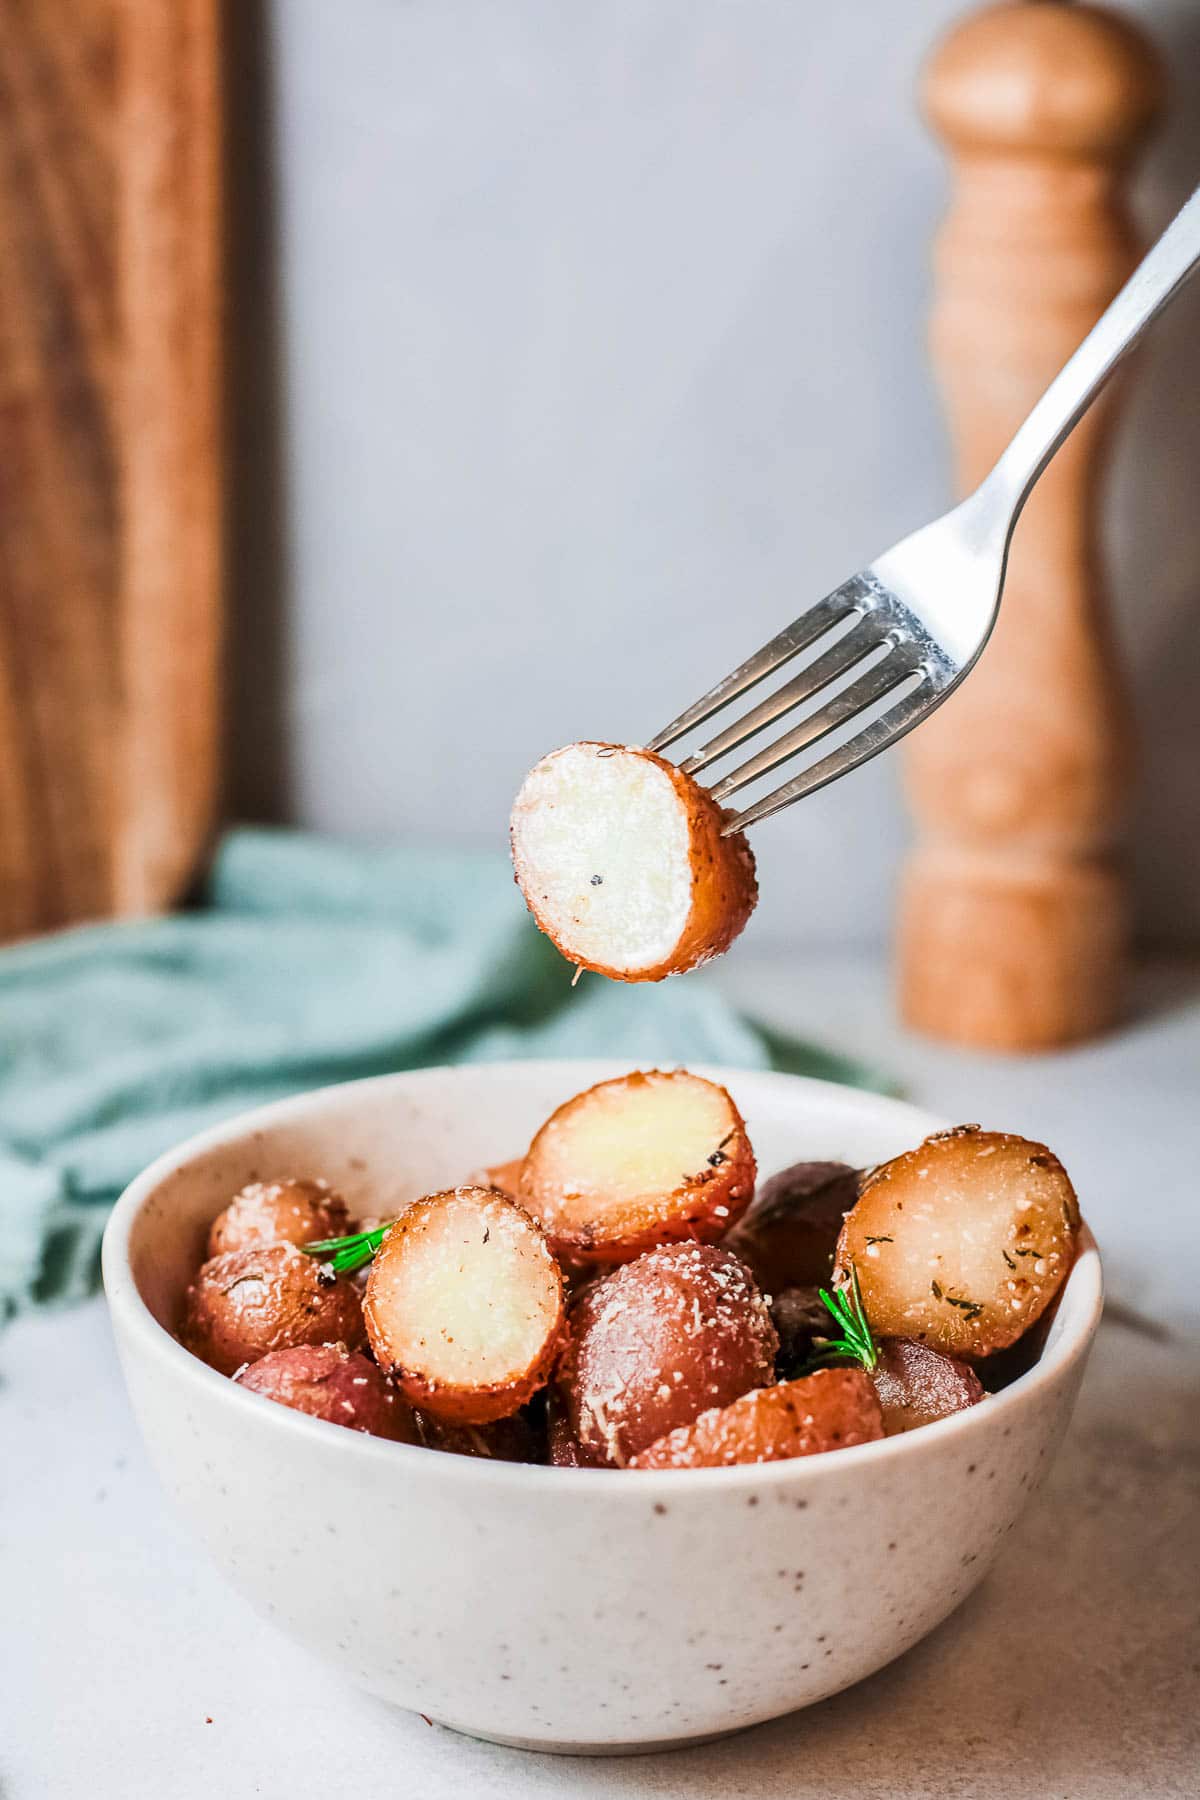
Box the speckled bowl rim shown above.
[102,1060,1103,1495]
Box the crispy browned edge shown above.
[519,1071,757,1266]
[362,1189,568,1425]
[511,742,758,982]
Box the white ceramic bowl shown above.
[103,1061,1101,1754]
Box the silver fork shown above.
[649,185,1200,834]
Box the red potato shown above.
[630,1368,884,1470]
[207,1177,351,1259]
[234,1344,420,1442]
[838,1128,1081,1358]
[555,1243,778,1468]
[363,1188,566,1425]
[769,1284,832,1366]
[510,742,757,982]
[181,1241,366,1377]
[519,1069,756,1266]
[871,1339,984,1436]
[725,1161,860,1292]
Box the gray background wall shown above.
[229,0,1200,953]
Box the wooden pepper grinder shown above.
[898,1,1163,1051]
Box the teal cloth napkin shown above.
[0,829,884,1317]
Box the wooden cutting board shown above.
[0,0,223,941]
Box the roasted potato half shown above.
[363,1188,566,1425]
[871,1339,984,1436]
[234,1344,420,1442]
[207,1177,351,1259]
[520,1068,755,1265]
[555,1242,777,1467]
[181,1242,367,1377]
[838,1128,1081,1357]
[725,1160,859,1292]
[510,741,757,981]
[630,1368,884,1470]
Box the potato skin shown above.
[630,750,758,981]
[555,1243,778,1467]
[181,1242,367,1377]
[630,1368,884,1470]
[871,1338,984,1436]
[725,1160,859,1292]
[769,1284,833,1369]
[838,1127,1081,1358]
[207,1178,351,1259]
[510,742,758,982]
[363,1189,566,1426]
[520,1070,756,1266]
[234,1344,420,1441]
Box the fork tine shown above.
[645,578,870,755]
[709,642,925,803]
[679,617,888,778]
[720,673,939,833]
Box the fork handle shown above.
[984,183,1200,525]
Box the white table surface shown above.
[4,952,1198,1799]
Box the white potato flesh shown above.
[536,1074,733,1210]
[838,1129,1080,1357]
[513,744,692,974]
[520,1070,755,1261]
[364,1189,564,1420]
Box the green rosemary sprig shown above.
[802,1264,878,1373]
[300,1223,392,1277]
